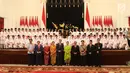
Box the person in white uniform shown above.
[108,35,114,49]
[5,35,11,48]
[119,35,128,50]
[101,35,109,49]
[0,29,4,48]
[10,35,16,48]
[21,35,27,48]
[15,35,23,48]
[113,35,120,49]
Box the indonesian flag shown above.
[110,16,113,27]
[85,3,90,28]
[99,16,103,27]
[107,16,110,27]
[20,17,22,26]
[92,16,95,26]
[42,3,46,28]
[29,16,32,26]
[34,16,37,26]
[32,16,35,26]
[25,16,28,26]
[104,16,106,27]
[20,16,24,26]
[128,17,130,27]
[95,16,98,26]
[22,16,25,26]
[36,16,39,26]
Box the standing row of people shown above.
[27,38,102,67]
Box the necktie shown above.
[38,45,40,51]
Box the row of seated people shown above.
[0,32,128,50]
[0,27,129,37]
[0,27,129,49]
[27,38,102,66]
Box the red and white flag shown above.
[92,16,95,26]
[25,16,28,27]
[99,16,103,28]
[95,16,98,26]
[35,16,39,26]
[107,16,110,27]
[20,16,25,26]
[32,16,35,27]
[110,16,113,27]
[104,16,107,27]
[20,17,22,26]
[29,16,32,26]
[34,16,37,26]
[42,4,46,28]
[85,3,90,28]
[128,17,130,27]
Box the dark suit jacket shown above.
[71,45,80,56]
[127,38,130,47]
[87,44,95,54]
[95,43,102,54]
[34,44,43,53]
[56,43,64,53]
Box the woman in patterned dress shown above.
[50,41,56,65]
[44,43,50,65]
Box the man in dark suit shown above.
[128,38,130,48]
[87,40,95,66]
[56,39,64,65]
[71,41,80,66]
[95,38,102,67]
[35,41,44,66]
[127,30,130,49]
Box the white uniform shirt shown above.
[101,37,109,48]
[33,37,38,45]
[92,37,97,45]
[113,38,120,49]
[27,43,35,54]
[5,38,11,48]
[21,38,27,48]
[119,38,127,49]
[108,38,114,48]
[15,38,23,48]
[10,38,16,48]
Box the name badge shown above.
[37,51,41,53]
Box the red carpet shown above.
[0,70,110,73]
[31,72,108,73]
[0,65,130,73]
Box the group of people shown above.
[0,28,129,50]
[0,27,130,67]
[27,38,102,67]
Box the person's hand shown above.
[29,49,34,52]
[74,52,77,54]
[58,50,61,52]
[29,50,32,52]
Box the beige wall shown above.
[0,0,4,17]
[1,0,130,28]
[2,0,46,28]
[85,0,130,28]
